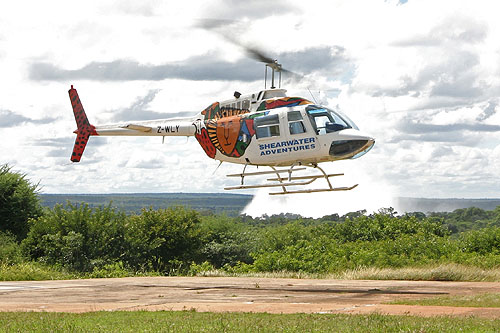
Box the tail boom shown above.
[68,85,197,162]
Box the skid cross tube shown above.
[267,173,344,181]
[224,178,316,190]
[224,164,358,195]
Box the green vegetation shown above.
[391,293,500,308]
[21,203,202,275]
[429,206,500,233]
[1,311,500,332]
[2,163,500,281]
[334,264,500,282]
[1,203,500,281]
[0,262,74,281]
[0,232,23,265]
[0,164,42,240]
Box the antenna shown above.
[307,88,318,104]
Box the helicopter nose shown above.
[329,136,375,159]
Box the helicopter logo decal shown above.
[195,102,253,158]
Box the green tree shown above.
[199,215,256,267]
[124,207,203,273]
[459,227,500,255]
[0,164,42,240]
[21,203,128,271]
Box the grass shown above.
[3,262,500,282]
[1,311,500,332]
[390,293,500,308]
[191,264,500,282]
[0,262,163,281]
[0,262,74,281]
[333,264,500,282]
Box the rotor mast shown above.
[265,60,282,89]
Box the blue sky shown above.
[1,0,499,216]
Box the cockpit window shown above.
[287,111,302,121]
[263,90,287,99]
[306,105,358,134]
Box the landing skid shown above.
[224,164,358,195]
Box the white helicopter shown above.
[70,54,375,195]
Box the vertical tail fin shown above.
[69,85,96,162]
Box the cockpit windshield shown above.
[306,105,359,134]
[333,108,359,130]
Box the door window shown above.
[254,114,280,139]
[287,111,306,135]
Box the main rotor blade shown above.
[243,45,275,65]
[195,19,305,80]
[196,19,275,64]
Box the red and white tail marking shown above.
[69,85,97,162]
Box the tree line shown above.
[2,164,500,277]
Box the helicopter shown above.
[69,55,375,195]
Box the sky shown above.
[1,0,500,217]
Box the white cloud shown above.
[1,0,500,216]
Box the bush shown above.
[0,164,42,240]
[257,222,313,253]
[0,232,23,265]
[188,261,216,276]
[87,261,130,278]
[0,262,74,281]
[21,204,204,274]
[124,207,203,273]
[249,213,456,274]
[199,215,256,267]
[459,227,500,255]
[21,203,128,271]
[319,213,449,243]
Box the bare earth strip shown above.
[1,277,500,318]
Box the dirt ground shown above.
[1,277,500,318]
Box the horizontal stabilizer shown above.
[122,124,153,132]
